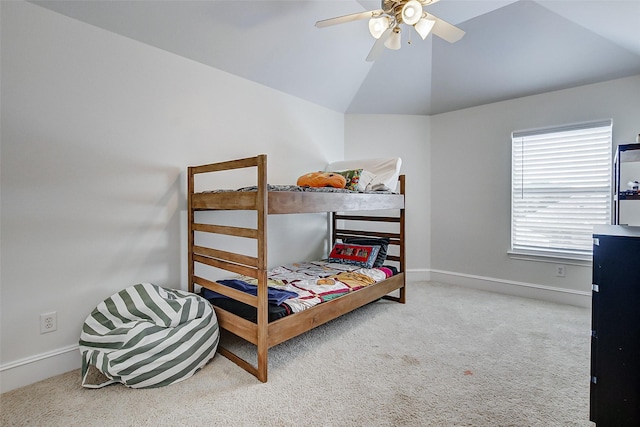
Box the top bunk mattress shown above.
[188,155,405,213]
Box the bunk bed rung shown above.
[193,254,259,279]
[194,275,259,307]
[334,214,401,223]
[190,155,262,174]
[193,245,258,269]
[213,306,259,344]
[334,230,401,240]
[193,223,258,239]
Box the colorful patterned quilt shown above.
[216,261,388,313]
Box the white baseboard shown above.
[406,268,430,283]
[0,345,80,394]
[429,269,591,308]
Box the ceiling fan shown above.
[315,0,465,62]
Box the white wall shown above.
[429,75,640,306]
[345,115,431,280]
[0,1,344,392]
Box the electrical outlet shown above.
[40,312,57,334]
[555,265,566,277]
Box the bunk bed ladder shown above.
[188,154,270,382]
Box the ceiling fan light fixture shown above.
[401,0,423,26]
[368,16,390,39]
[384,27,402,50]
[315,0,466,61]
[414,16,436,40]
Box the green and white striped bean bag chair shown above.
[79,283,218,388]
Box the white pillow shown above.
[357,170,377,191]
[325,158,402,191]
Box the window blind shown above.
[511,120,612,259]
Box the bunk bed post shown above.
[399,174,406,303]
[330,211,337,249]
[256,154,269,382]
[187,167,195,293]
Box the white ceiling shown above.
[31,0,640,115]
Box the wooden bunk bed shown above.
[187,154,406,382]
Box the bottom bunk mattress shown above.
[200,260,398,322]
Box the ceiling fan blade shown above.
[315,9,383,28]
[427,13,465,43]
[366,28,392,62]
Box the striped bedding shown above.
[79,283,219,389]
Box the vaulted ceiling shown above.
[31,0,640,115]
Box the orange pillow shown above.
[297,172,346,189]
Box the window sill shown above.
[507,250,592,266]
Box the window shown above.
[511,120,612,261]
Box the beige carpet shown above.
[0,282,594,427]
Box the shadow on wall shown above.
[2,135,184,311]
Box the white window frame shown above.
[510,119,613,262]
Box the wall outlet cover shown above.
[40,312,57,334]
